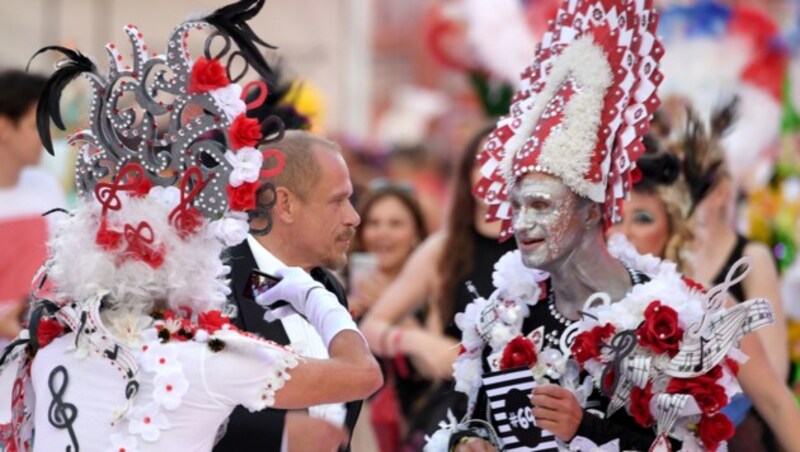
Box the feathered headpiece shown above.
[681,98,737,215]
[30,0,287,308]
[474,0,665,240]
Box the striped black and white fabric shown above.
[483,368,559,451]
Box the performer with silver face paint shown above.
[428,0,780,450]
[426,0,671,447]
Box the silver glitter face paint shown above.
[510,174,586,270]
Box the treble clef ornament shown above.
[686,256,751,341]
[600,330,637,398]
[47,365,80,451]
[169,166,209,236]
[93,163,148,217]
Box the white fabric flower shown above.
[107,433,138,452]
[153,368,189,410]
[127,402,170,442]
[107,313,153,347]
[210,84,246,121]
[423,410,460,452]
[139,341,182,374]
[492,250,547,305]
[454,296,489,353]
[224,147,263,187]
[147,186,181,210]
[452,356,482,402]
[209,212,250,246]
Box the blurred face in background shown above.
[0,106,42,167]
[608,190,670,257]
[360,194,421,274]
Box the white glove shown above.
[255,267,324,317]
[255,267,360,348]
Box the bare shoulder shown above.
[743,241,774,264]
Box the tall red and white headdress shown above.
[474,0,664,240]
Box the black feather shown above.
[203,0,277,81]
[681,105,731,215]
[710,97,739,139]
[635,133,680,191]
[28,46,97,155]
[247,61,311,133]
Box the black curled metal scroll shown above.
[600,330,637,398]
[248,182,278,236]
[258,115,286,145]
[48,365,80,452]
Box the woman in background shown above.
[360,123,517,449]
[347,184,429,452]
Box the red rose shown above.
[188,57,230,94]
[36,317,64,349]
[629,382,655,428]
[571,323,616,365]
[636,301,683,357]
[666,367,728,415]
[697,412,734,451]
[682,277,707,294]
[198,310,232,334]
[132,178,153,198]
[228,114,263,150]
[499,336,538,370]
[227,181,259,211]
[693,384,728,415]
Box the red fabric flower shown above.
[228,114,263,150]
[571,323,616,365]
[499,336,538,370]
[667,366,728,415]
[96,225,123,251]
[682,277,707,293]
[227,180,259,211]
[198,310,232,334]
[458,344,467,356]
[36,317,64,349]
[697,412,735,451]
[132,178,153,198]
[636,301,683,357]
[188,57,229,94]
[630,382,655,428]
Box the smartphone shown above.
[241,269,282,301]
[348,252,379,291]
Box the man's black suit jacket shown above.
[214,241,362,451]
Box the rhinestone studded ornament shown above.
[31,0,286,262]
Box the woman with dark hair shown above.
[349,185,428,318]
[361,123,517,447]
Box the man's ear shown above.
[273,186,296,224]
[583,201,602,228]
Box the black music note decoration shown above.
[104,344,120,360]
[48,365,80,451]
[693,337,710,372]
